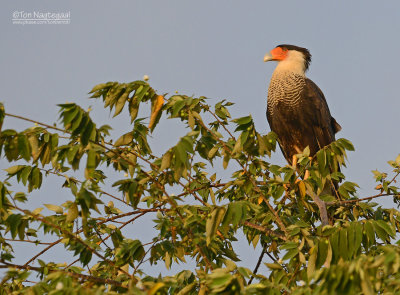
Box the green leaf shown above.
[338,138,355,151]
[89,83,108,93]
[223,155,230,169]
[134,84,150,103]
[316,239,328,268]
[317,149,326,171]
[29,167,42,192]
[171,99,186,117]
[339,228,348,260]
[14,192,27,203]
[6,214,23,239]
[81,120,96,146]
[283,248,298,261]
[62,107,80,126]
[372,220,389,241]
[86,149,97,169]
[115,132,133,147]
[20,166,32,185]
[232,116,252,125]
[365,221,375,247]
[208,271,232,291]
[354,222,363,255]
[18,134,31,161]
[374,220,395,238]
[129,99,140,122]
[206,207,226,245]
[113,90,129,117]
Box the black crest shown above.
[276,44,312,71]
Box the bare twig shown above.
[3,239,53,245]
[248,244,267,284]
[336,193,396,205]
[196,245,213,271]
[40,168,128,205]
[23,240,61,267]
[5,113,67,134]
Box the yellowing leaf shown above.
[232,136,242,154]
[298,181,306,198]
[210,188,216,205]
[148,282,165,295]
[4,165,25,175]
[188,111,195,130]
[66,203,79,223]
[160,151,172,171]
[148,95,164,132]
[265,263,283,270]
[307,244,318,279]
[44,204,63,214]
[32,207,43,215]
[164,251,171,270]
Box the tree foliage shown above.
[0,80,400,294]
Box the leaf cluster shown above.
[0,82,400,295]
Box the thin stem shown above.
[244,221,286,241]
[40,168,128,205]
[335,193,395,205]
[5,113,67,134]
[12,205,129,276]
[248,244,267,284]
[3,238,53,245]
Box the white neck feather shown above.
[273,51,307,76]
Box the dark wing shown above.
[303,78,341,150]
[304,79,342,194]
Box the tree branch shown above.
[244,221,287,241]
[306,187,329,226]
[248,244,267,284]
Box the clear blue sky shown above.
[1,0,400,277]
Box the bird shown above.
[264,44,341,194]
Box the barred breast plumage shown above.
[267,71,306,117]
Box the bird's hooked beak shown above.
[263,53,273,62]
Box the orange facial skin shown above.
[270,47,288,61]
